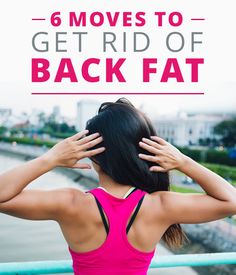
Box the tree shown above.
[38,112,47,127]
[41,121,76,136]
[214,117,236,147]
[0,126,7,135]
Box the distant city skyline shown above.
[1,99,234,147]
[0,93,235,122]
[0,81,236,120]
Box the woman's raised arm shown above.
[139,136,236,224]
[0,130,105,203]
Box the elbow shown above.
[0,197,11,204]
[227,199,236,216]
[0,185,25,203]
[0,192,17,204]
[232,203,236,215]
[0,194,9,204]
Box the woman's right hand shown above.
[138,136,188,172]
[42,130,105,169]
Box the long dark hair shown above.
[85,98,189,249]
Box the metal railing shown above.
[0,252,235,274]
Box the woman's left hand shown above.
[138,136,186,172]
[42,130,105,169]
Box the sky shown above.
[0,0,235,119]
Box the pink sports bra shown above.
[68,187,156,275]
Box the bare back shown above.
[57,188,169,254]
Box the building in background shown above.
[153,112,232,146]
[76,100,101,131]
[0,108,12,126]
[52,106,61,121]
[0,108,29,129]
[28,109,44,126]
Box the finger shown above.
[76,132,100,145]
[82,147,105,158]
[149,166,167,172]
[72,162,91,169]
[150,136,167,145]
[70,130,89,141]
[79,136,103,151]
[141,137,163,149]
[139,141,160,155]
[138,153,158,163]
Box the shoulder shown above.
[52,187,83,202]
[53,187,88,216]
[150,190,183,210]
[56,187,99,224]
[0,187,88,221]
[139,191,165,220]
[148,191,179,221]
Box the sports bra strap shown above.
[94,192,145,235]
[94,197,109,234]
[126,195,145,234]
[125,187,138,198]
